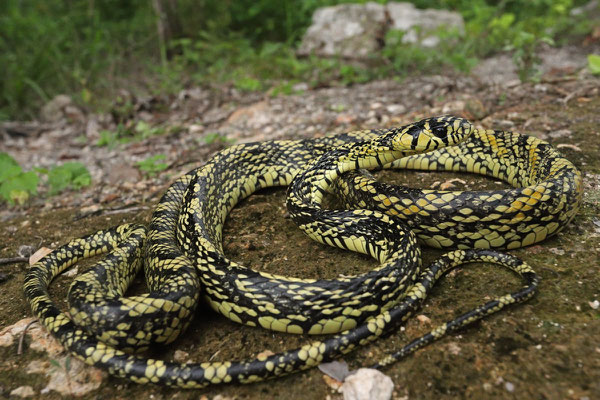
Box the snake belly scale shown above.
[24,116,580,387]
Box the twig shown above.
[102,206,149,216]
[0,256,28,266]
[17,319,38,355]
[562,84,594,105]
[73,205,149,221]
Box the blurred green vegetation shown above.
[0,152,91,204]
[0,0,593,120]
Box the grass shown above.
[135,155,169,177]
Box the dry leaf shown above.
[256,349,275,359]
[29,247,53,265]
[556,143,582,152]
[440,178,466,190]
[319,360,351,381]
[322,374,343,391]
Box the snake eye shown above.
[430,123,449,139]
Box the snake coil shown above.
[25,116,581,387]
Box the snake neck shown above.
[293,139,428,207]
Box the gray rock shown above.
[472,46,589,85]
[297,2,387,58]
[40,95,73,123]
[387,2,465,47]
[297,2,465,58]
[342,368,394,400]
[570,0,599,17]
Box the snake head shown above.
[393,116,473,153]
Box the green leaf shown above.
[234,77,262,92]
[202,132,233,145]
[0,171,39,204]
[0,153,22,183]
[47,162,91,194]
[135,154,168,177]
[588,54,600,75]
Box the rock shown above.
[387,2,465,47]
[64,105,85,123]
[105,161,142,185]
[342,368,394,400]
[472,53,519,85]
[85,117,100,140]
[40,95,72,122]
[0,272,11,283]
[548,129,572,139]
[537,45,589,75]
[570,0,599,17]
[297,2,465,58]
[173,350,190,363]
[177,87,208,101]
[17,245,35,258]
[386,104,406,115]
[504,381,515,393]
[10,386,35,398]
[297,2,387,58]
[37,355,106,396]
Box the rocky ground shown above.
[0,46,599,399]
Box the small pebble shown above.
[173,350,190,363]
[18,245,34,258]
[504,382,515,393]
[10,386,35,398]
[0,272,11,284]
[342,368,394,400]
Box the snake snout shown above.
[428,116,473,146]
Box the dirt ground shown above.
[1,52,599,399]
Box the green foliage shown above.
[46,162,92,195]
[460,0,577,80]
[0,153,90,204]
[134,121,165,139]
[234,77,263,92]
[382,28,478,76]
[0,0,592,119]
[96,125,131,148]
[588,54,600,75]
[0,0,155,120]
[202,133,234,145]
[0,153,38,205]
[136,155,168,177]
[171,0,351,44]
[97,122,165,148]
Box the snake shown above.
[23,115,582,388]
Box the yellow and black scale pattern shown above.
[333,128,583,249]
[24,116,580,388]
